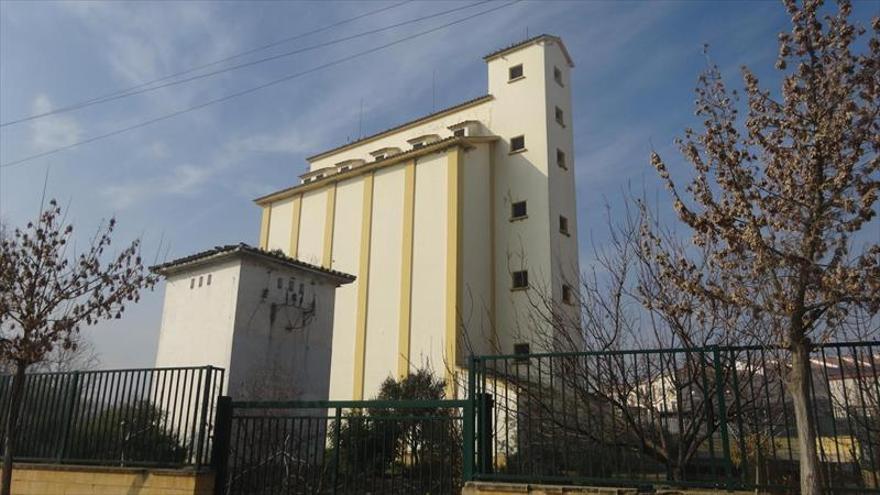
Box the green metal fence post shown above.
[332,406,342,494]
[478,393,494,475]
[463,356,477,482]
[211,396,232,495]
[194,366,213,470]
[712,346,733,489]
[57,371,80,462]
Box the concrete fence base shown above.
[463,481,764,495]
[6,463,214,495]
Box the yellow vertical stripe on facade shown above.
[322,185,337,268]
[445,147,462,397]
[259,207,271,249]
[396,160,416,379]
[288,194,302,257]
[353,173,375,400]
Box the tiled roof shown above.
[306,94,493,161]
[483,33,574,67]
[150,243,355,283]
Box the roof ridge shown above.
[483,33,573,68]
[306,94,492,162]
[151,243,355,281]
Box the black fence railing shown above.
[470,342,880,493]
[0,365,225,468]
[218,399,472,495]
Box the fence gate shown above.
[214,399,473,495]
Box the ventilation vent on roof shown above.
[335,159,365,172]
[448,121,481,138]
[406,134,441,150]
[370,147,402,161]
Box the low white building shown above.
[151,243,354,401]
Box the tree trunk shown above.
[788,341,822,495]
[1,362,26,495]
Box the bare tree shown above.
[502,201,772,483]
[645,2,879,493]
[0,199,156,495]
[0,333,99,374]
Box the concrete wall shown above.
[296,189,328,267]
[362,166,406,394]
[227,257,336,401]
[460,142,495,357]
[154,260,241,377]
[327,177,365,400]
[543,39,581,344]
[409,153,449,375]
[266,196,295,253]
[8,463,213,495]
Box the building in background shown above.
[151,243,354,401]
[255,35,581,400]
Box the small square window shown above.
[190,278,195,289]
[453,128,466,137]
[207,274,212,286]
[512,270,529,289]
[513,342,530,363]
[374,154,385,161]
[508,64,523,81]
[562,284,573,304]
[412,142,425,149]
[559,215,569,235]
[511,201,527,219]
[340,166,350,172]
[315,174,324,180]
[510,135,525,153]
[557,149,567,169]
[198,276,203,287]
[554,66,564,87]
[555,106,565,126]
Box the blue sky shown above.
[1,0,876,368]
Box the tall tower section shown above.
[254,35,580,400]
[484,35,580,353]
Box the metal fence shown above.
[469,342,880,493]
[0,365,225,468]
[217,399,473,495]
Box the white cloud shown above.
[103,163,211,209]
[29,95,82,151]
[61,1,241,113]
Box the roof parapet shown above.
[483,34,574,68]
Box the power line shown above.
[0,0,522,169]
[0,0,414,128]
[0,0,491,127]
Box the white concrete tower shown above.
[483,35,580,355]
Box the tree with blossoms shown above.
[0,200,156,495]
[645,1,879,493]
